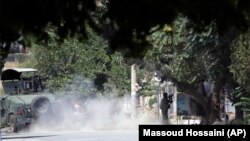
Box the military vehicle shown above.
[0,68,55,132]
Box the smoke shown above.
[27,77,159,133]
[29,96,158,132]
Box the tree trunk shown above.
[175,81,210,124]
[208,79,225,124]
[176,81,207,112]
[176,80,226,124]
[235,106,244,121]
[168,71,227,124]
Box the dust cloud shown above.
[29,96,159,133]
[28,78,160,133]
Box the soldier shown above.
[160,92,173,124]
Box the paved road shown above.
[1,130,138,141]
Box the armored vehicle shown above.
[0,68,55,132]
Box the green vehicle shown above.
[0,68,55,132]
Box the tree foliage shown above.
[230,31,250,92]
[103,0,249,56]
[105,52,131,96]
[145,15,224,84]
[1,0,249,72]
[230,30,250,123]
[27,24,130,96]
[233,87,250,123]
[142,15,244,123]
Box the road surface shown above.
[1,130,138,141]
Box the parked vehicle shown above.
[0,68,55,132]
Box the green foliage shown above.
[105,51,131,96]
[230,32,250,92]
[143,14,244,122]
[145,15,223,84]
[230,32,250,123]
[28,24,130,96]
[1,0,249,75]
[233,87,250,123]
[148,96,157,108]
[136,68,158,96]
[138,15,224,101]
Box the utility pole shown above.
[131,64,137,118]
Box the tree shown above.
[233,87,250,124]
[142,15,242,124]
[230,30,250,123]
[1,0,249,72]
[26,24,130,96]
[230,31,250,92]
[103,0,249,56]
[1,0,249,123]
[104,51,131,96]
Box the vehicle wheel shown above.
[31,96,51,116]
[8,114,18,133]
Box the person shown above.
[14,86,20,94]
[33,75,43,92]
[160,92,172,124]
[33,75,39,92]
